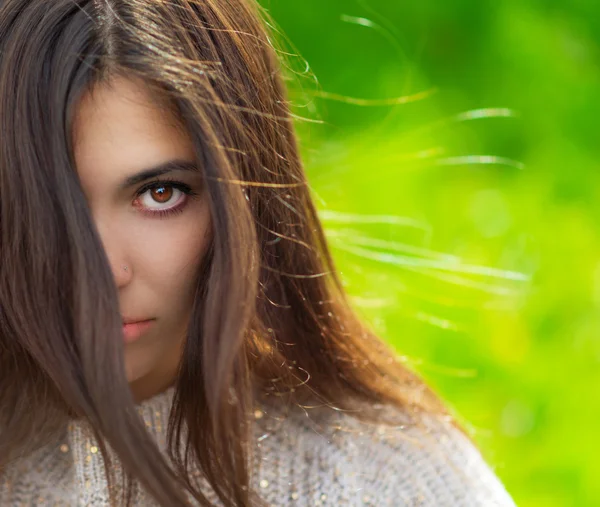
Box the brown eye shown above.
[133,179,196,217]
[151,185,173,203]
[136,184,185,211]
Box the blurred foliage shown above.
[260,0,600,506]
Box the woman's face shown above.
[72,75,211,401]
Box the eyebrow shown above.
[121,160,200,189]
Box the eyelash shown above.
[133,178,198,219]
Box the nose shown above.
[96,220,133,290]
[105,249,133,289]
[111,259,132,289]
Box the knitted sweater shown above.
[0,386,517,506]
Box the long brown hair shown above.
[0,0,451,505]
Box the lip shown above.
[122,316,151,325]
[121,319,155,343]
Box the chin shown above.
[123,349,151,384]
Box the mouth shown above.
[121,318,155,343]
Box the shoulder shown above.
[0,426,74,505]
[252,401,517,507]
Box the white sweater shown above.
[0,385,517,506]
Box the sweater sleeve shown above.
[333,411,517,507]
[267,405,518,507]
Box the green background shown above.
[261,1,600,506]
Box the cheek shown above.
[132,206,211,306]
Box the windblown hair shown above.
[0,0,451,505]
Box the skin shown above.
[72,75,212,402]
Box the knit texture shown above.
[0,386,517,506]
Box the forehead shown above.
[72,75,194,186]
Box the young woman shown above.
[0,0,517,505]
